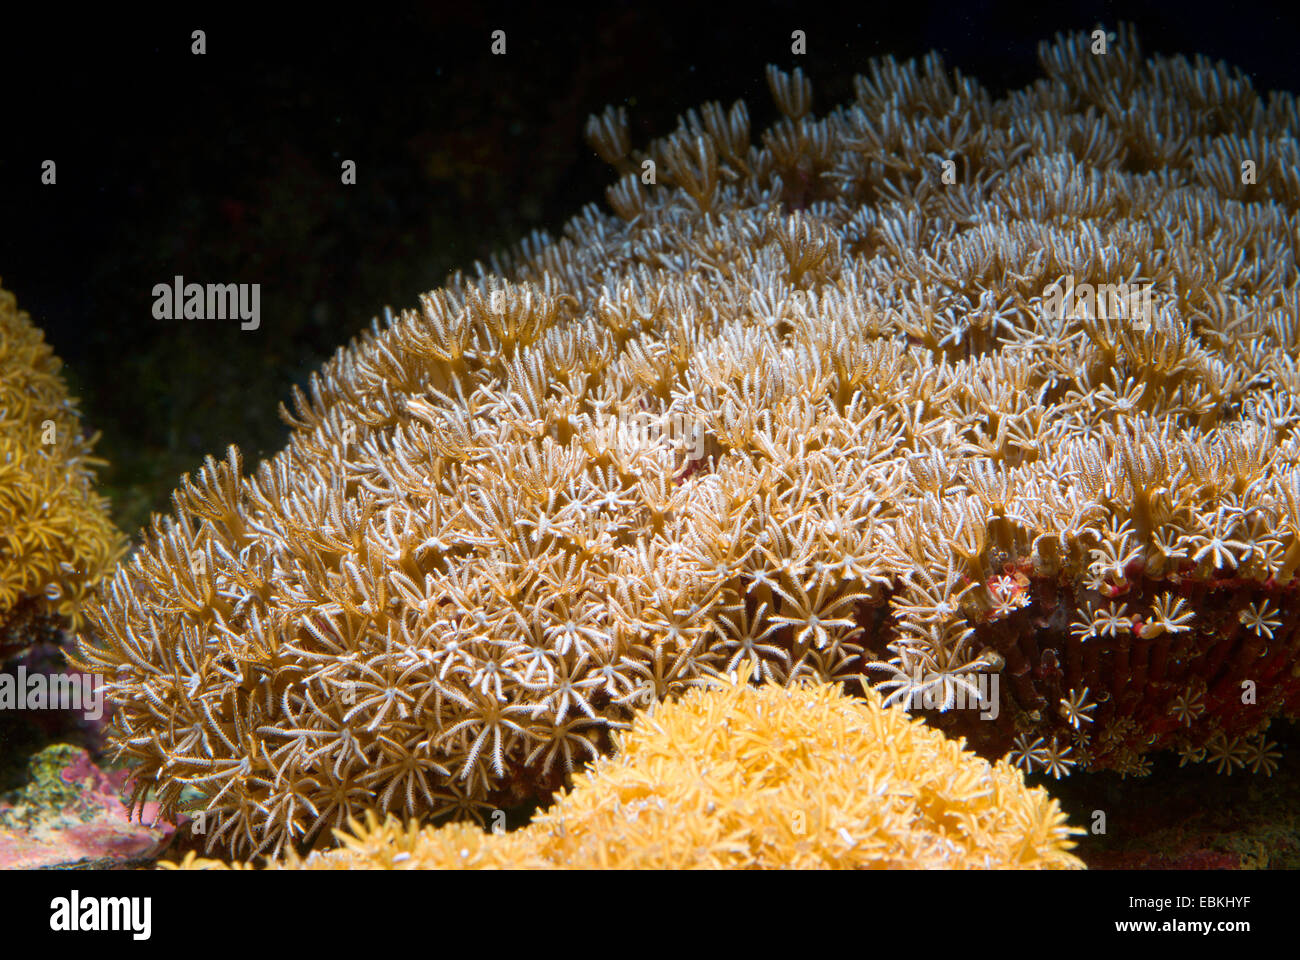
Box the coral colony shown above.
[0,285,125,661]
[167,673,1082,868]
[67,25,1300,860]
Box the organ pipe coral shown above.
[168,673,1083,869]
[74,26,1300,857]
[0,283,126,658]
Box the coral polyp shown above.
[73,26,1300,857]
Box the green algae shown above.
[0,743,89,828]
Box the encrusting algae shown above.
[72,26,1300,858]
[165,673,1083,869]
[0,283,126,659]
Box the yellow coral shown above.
[0,283,126,644]
[168,675,1082,869]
